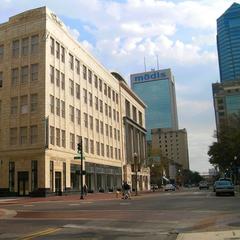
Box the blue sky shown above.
[1,0,239,173]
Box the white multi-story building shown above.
[0,7,149,197]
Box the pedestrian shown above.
[83,184,88,196]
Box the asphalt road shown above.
[0,188,240,240]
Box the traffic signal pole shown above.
[78,137,84,200]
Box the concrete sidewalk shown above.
[177,230,240,240]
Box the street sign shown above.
[74,156,81,159]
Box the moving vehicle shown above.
[215,180,235,196]
[199,181,209,190]
[213,178,232,192]
[164,184,175,191]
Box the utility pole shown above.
[77,137,84,200]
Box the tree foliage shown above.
[181,169,203,185]
[208,113,240,171]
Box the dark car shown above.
[215,180,235,196]
[199,181,209,190]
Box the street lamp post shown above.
[77,137,84,200]
[134,152,138,196]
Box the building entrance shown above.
[18,172,29,196]
[55,172,62,196]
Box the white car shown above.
[164,184,176,191]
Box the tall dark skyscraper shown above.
[213,2,240,131]
[217,2,240,83]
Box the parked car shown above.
[164,184,176,191]
[199,181,209,190]
[215,180,235,196]
[151,184,159,190]
[213,178,232,192]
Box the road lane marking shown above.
[23,205,34,207]
[63,224,169,235]
[69,203,80,206]
[120,202,131,205]
[19,227,61,240]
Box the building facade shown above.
[0,7,149,197]
[130,69,178,141]
[217,2,240,83]
[151,128,189,172]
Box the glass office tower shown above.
[217,2,240,83]
[130,69,178,141]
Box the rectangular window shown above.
[89,115,93,130]
[61,46,65,62]
[61,100,65,118]
[106,145,109,158]
[110,146,113,158]
[20,95,28,114]
[76,109,81,125]
[69,79,74,96]
[30,125,38,144]
[9,162,15,192]
[0,72,2,88]
[88,69,92,83]
[31,160,38,191]
[50,37,54,55]
[101,143,104,156]
[31,64,38,81]
[114,128,117,140]
[83,65,87,80]
[56,98,60,116]
[105,103,108,116]
[84,113,88,128]
[70,133,75,150]
[11,97,18,114]
[10,128,17,145]
[20,127,27,144]
[118,130,120,141]
[12,39,20,57]
[90,139,94,154]
[89,92,92,106]
[96,141,100,155]
[116,93,119,104]
[104,83,107,96]
[115,148,117,159]
[83,89,87,104]
[132,106,137,122]
[69,53,74,70]
[0,44,4,59]
[105,124,108,136]
[56,42,60,59]
[100,121,104,134]
[12,68,19,86]
[75,59,80,74]
[21,66,28,83]
[109,106,112,118]
[50,126,55,145]
[56,69,60,86]
[56,128,60,146]
[70,105,74,122]
[113,109,116,121]
[139,111,143,126]
[108,86,111,98]
[96,119,99,132]
[50,65,54,83]
[95,97,98,110]
[61,130,66,147]
[84,138,89,153]
[99,79,102,92]
[99,100,103,113]
[61,72,65,90]
[76,83,80,99]
[22,37,29,56]
[125,100,130,117]
[31,35,39,54]
[118,149,121,160]
[94,75,98,88]
[30,94,38,112]
[109,126,112,138]
[112,90,115,102]
[50,95,54,114]
[117,111,119,122]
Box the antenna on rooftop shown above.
[156,55,159,70]
[144,56,146,72]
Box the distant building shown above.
[213,2,240,131]
[130,69,178,141]
[151,128,189,171]
[217,2,240,83]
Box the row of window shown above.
[49,126,121,159]
[125,99,143,126]
[0,34,39,60]
[49,37,120,103]
[9,126,38,145]
[0,64,39,88]
[50,95,120,122]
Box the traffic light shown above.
[77,139,82,153]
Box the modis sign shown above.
[133,71,167,83]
